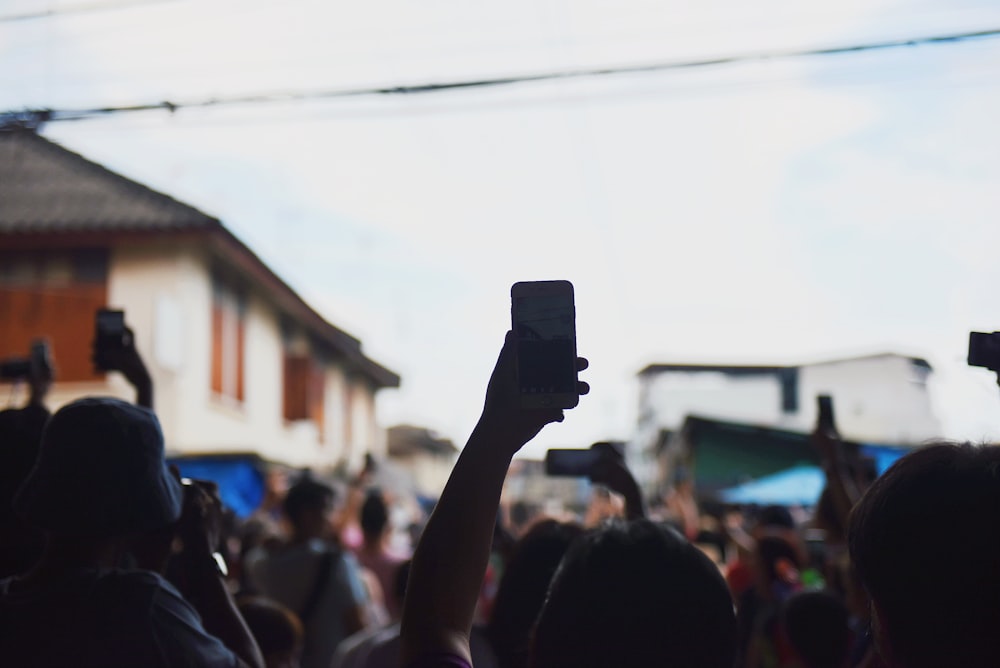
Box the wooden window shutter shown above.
[343,378,353,449]
[283,354,310,421]
[211,301,224,395]
[0,251,109,383]
[235,314,245,402]
[0,285,107,383]
[309,363,326,442]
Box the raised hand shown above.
[479,330,589,453]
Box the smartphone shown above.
[968,332,1000,370]
[93,308,126,371]
[817,395,836,434]
[510,280,578,409]
[545,448,600,477]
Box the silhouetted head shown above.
[530,519,736,668]
[849,442,1000,668]
[756,504,795,530]
[14,397,182,538]
[487,518,585,668]
[509,500,537,535]
[360,487,389,544]
[780,590,850,668]
[282,476,335,538]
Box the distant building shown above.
[0,126,399,470]
[386,425,458,497]
[502,458,593,520]
[633,354,941,493]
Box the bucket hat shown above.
[14,397,184,536]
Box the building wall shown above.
[793,356,940,443]
[633,371,784,486]
[636,356,942,457]
[638,372,784,435]
[323,364,348,460]
[37,242,387,470]
[393,452,457,497]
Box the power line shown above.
[4,26,999,127]
[0,0,175,23]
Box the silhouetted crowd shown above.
[2,328,999,668]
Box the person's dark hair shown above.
[757,504,795,530]
[530,519,736,668]
[360,487,389,541]
[780,591,850,668]
[282,477,335,528]
[509,500,535,531]
[237,596,303,660]
[394,559,412,607]
[848,442,1000,668]
[486,519,585,668]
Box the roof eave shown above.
[0,225,400,388]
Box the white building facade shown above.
[632,354,942,489]
[0,127,398,471]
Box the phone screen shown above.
[96,310,125,337]
[545,448,599,477]
[513,292,577,397]
[94,310,126,372]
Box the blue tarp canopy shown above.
[717,444,910,507]
[718,464,825,507]
[858,444,909,476]
[166,454,266,519]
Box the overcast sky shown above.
[3,0,1000,457]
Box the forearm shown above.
[620,478,646,521]
[401,419,514,665]
[179,553,265,668]
[128,369,154,410]
[824,457,860,528]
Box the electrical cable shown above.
[2,25,999,126]
[0,0,177,23]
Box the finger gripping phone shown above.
[511,280,579,409]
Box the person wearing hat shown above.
[1,321,152,580]
[0,397,264,668]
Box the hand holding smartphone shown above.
[510,280,579,409]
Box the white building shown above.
[0,125,399,470]
[633,354,942,489]
[385,425,459,497]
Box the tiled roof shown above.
[0,126,400,389]
[0,126,219,232]
[388,425,458,456]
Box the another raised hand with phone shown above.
[587,442,646,521]
[91,308,153,409]
[811,395,861,532]
[546,443,646,521]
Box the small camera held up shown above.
[0,339,53,382]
